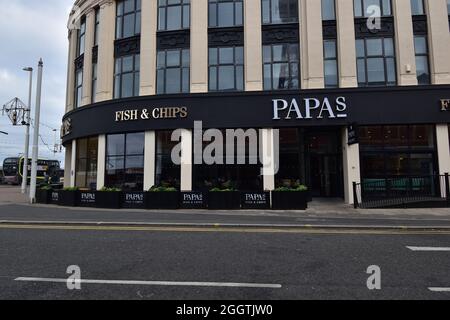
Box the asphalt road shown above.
[0,224,449,300]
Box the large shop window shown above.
[114,54,140,99]
[359,125,437,179]
[105,133,144,191]
[356,37,396,87]
[209,46,244,91]
[263,43,299,90]
[209,0,243,28]
[158,0,190,31]
[116,0,141,39]
[414,35,430,85]
[321,0,336,21]
[75,137,98,189]
[74,69,83,109]
[354,0,391,18]
[193,129,262,191]
[77,17,86,57]
[155,131,180,188]
[262,0,299,24]
[323,40,338,88]
[157,48,190,94]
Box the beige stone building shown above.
[62,0,450,208]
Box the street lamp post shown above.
[22,67,33,194]
[0,131,8,135]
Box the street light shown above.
[22,67,33,194]
[0,131,8,135]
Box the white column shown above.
[261,128,277,191]
[70,139,77,188]
[96,0,116,102]
[140,0,158,96]
[64,143,72,188]
[393,0,417,86]
[336,0,358,88]
[244,0,263,91]
[427,0,450,84]
[436,125,450,175]
[190,0,209,93]
[342,128,361,204]
[96,134,106,190]
[81,10,96,105]
[144,131,156,190]
[180,129,193,191]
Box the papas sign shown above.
[273,96,347,120]
[115,107,188,122]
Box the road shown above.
[0,223,449,300]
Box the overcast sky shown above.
[0,0,74,167]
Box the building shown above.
[62,0,450,205]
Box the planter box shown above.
[58,190,79,207]
[122,191,146,209]
[208,191,241,210]
[180,191,207,209]
[272,191,308,210]
[50,190,60,205]
[36,189,51,204]
[78,191,97,207]
[240,191,270,209]
[95,191,122,209]
[146,192,180,209]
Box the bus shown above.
[2,157,61,185]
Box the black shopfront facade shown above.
[62,85,450,203]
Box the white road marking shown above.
[429,287,450,292]
[14,277,282,289]
[406,246,450,251]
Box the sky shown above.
[0,0,74,167]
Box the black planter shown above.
[240,191,270,209]
[180,191,207,209]
[58,190,79,207]
[78,191,97,207]
[122,191,146,209]
[272,191,308,210]
[36,189,51,204]
[208,191,241,210]
[95,191,122,209]
[146,192,180,209]
[50,190,60,205]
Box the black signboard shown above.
[122,192,145,209]
[240,191,270,209]
[347,123,358,145]
[79,191,96,207]
[180,192,207,209]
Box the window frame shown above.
[410,0,425,15]
[157,0,191,32]
[262,43,300,91]
[413,35,431,85]
[115,0,142,40]
[353,0,392,18]
[261,0,299,25]
[321,0,336,21]
[208,46,245,92]
[209,0,244,28]
[156,48,190,94]
[114,54,141,99]
[323,39,338,88]
[75,136,98,189]
[77,17,86,57]
[94,8,100,46]
[92,62,98,103]
[74,68,83,108]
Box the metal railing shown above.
[353,174,449,208]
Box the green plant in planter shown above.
[39,185,52,191]
[99,187,121,192]
[63,186,79,191]
[210,187,236,192]
[275,184,308,192]
[149,186,177,192]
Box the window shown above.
[410,0,425,15]
[263,43,299,90]
[156,131,180,188]
[94,8,100,46]
[414,36,430,85]
[105,133,145,190]
[74,69,83,108]
[322,0,336,21]
[158,0,190,31]
[356,37,396,87]
[209,46,244,91]
[324,40,338,88]
[114,54,140,99]
[354,0,392,17]
[262,0,299,24]
[92,62,98,103]
[157,49,190,94]
[209,0,243,27]
[75,137,98,189]
[116,0,141,39]
[448,0,450,15]
[77,18,86,57]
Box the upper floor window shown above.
[77,18,86,57]
[354,0,392,18]
[158,0,190,31]
[116,0,141,39]
[356,37,396,87]
[263,43,299,90]
[94,8,100,46]
[414,35,430,85]
[262,0,299,24]
[74,69,83,108]
[322,0,336,21]
[410,0,425,15]
[92,62,98,103]
[114,54,140,99]
[209,0,243,28]
[448,0,450,15]
[209,46,244,91]
[157,48,190,94]
[323,40,338,88]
